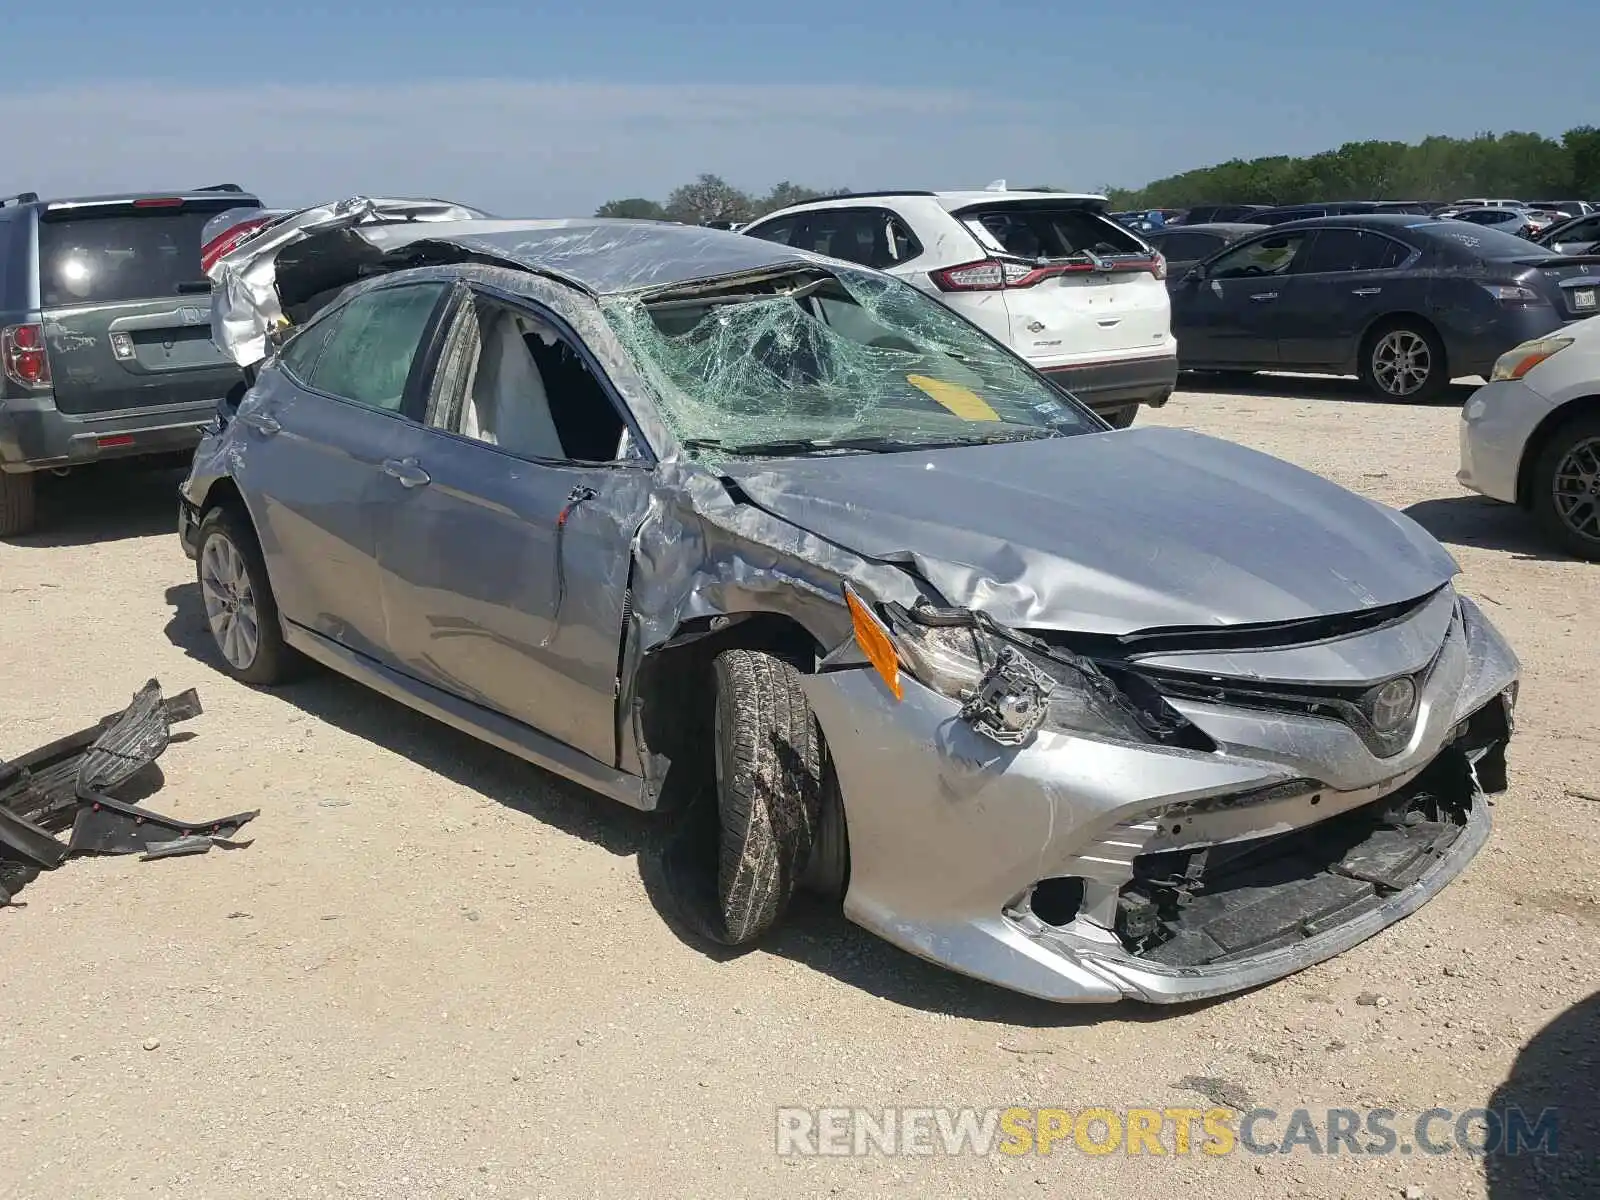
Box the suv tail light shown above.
[932,254,1168,292]
[2,323,50,388]
[201,215,275,274]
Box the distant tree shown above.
[594,197,667,220]
[664,174,755,225]
[1112,128,1599,209]
[1564,126,1600,198]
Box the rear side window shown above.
[1149,231,1218,261]
[963,206,1142,259]
[1298,230,1412,273]
[790,208,922,269]
[306,284,447,412]
[38,207,229,307]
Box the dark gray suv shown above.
[0,185,259,535]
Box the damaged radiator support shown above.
[0,680,258,903]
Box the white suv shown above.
[741,186,1177,426]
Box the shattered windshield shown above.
[602,266,1096,458]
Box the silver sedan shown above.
[179,202,1520,1003]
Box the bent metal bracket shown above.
[0,680,259,904]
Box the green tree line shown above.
[596,175,849,225]
[1105,128,1600,210]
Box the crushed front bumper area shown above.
[800,594,1517,1004]
[0,680,258,903]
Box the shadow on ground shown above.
[2,462,187,549]
[1485,990,1599,1199]
[162,579,1208,1027]
[1179,371,1479,407]
[1402,496,1569,563]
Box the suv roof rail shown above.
[1,191,39,206]
[195,183,246,193]
[819,189,938,201]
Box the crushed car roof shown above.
[367,218,819,296]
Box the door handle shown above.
[1248,291,1279,302]
[240,410,280,436]
[382,457,431,489]
[1352,287,1383,296]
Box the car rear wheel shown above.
[195,506,296,684]
[1532,412,1600,561]
[1362,322,1448,402]
[0,472,37,537]
[711,648,824,944]
[1100,405,1138,429]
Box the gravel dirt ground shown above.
[1,376,1596,1200]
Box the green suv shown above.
[0,185,259,535]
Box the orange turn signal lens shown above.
[844,585,903,701]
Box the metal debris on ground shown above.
[0,680,258,902]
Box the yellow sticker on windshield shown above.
[907,374,1000,422]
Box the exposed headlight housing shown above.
[846,590,1205,748]
[1490,336,1573,382]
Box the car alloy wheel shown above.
[1371,329,1432,397]
[200,531,260,671]
[1551,434,1600,546]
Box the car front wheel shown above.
[1532,412,1600,561]
[195,505,296,684]
[1361,322,1448,402]
[711,648,824,944]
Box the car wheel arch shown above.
[1358,310,1445,365]
[631,610,850,898]
[1516,393,1600,509]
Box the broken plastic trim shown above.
[0,680,257,903]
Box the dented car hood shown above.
[720,426,1458,635]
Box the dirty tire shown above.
[0,471,37,537]
[195,505,298,685]
[712,649,824,945]
[1360,319,1449,403]
[1101,405,1137,429]
[1531,410,1600,562]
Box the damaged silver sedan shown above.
[178,200,1520,1003]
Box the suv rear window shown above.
[39,205,242,307]
[961,205,1143,260]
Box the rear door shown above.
[1275,228,1416,367]
[239,280,451,661]
[953,200,1170,368]
[37,197,255,415]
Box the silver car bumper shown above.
[801,594,1518,1004]
[1458,378,1559,504]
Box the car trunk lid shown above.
[1517,255,1600,319]
[951,198,1170,365]
[39,197,254,415]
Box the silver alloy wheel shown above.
[1371,329,1432,397]
[1552,434,1600,544]
[200,532,260,671]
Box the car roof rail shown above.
[195,183,246,193]
[823,189,939,201]
[1,191,40,207]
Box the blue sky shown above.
[6,0,1593,214]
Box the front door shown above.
[374,289,653,766]
[1171,229,1312,367]
[239,280,450,660]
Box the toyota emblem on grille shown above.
[1365,676,1418,734]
